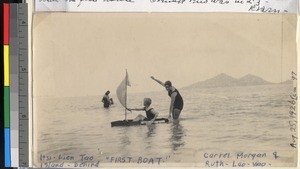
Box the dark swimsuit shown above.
[102,96,110,108]
[144,107,155,121]
[168,89,184,110]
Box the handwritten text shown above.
[288,71,297,149]
[36,0,294,13]
[203,152,277,167]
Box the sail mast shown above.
[125,69,128,121]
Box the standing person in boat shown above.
[151,76,184,120]
[127,98,159,125]
[102,90,113,108]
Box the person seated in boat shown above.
[127,98,159,124]
[102,90,113,108]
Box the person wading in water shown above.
[151,76,184,120]
[102,90,113,108]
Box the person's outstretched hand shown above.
[141,121,152,126]
[168,115,172,120]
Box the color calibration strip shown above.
[4,3,11,167]
[10,3,19,167]
[3,2,28,167]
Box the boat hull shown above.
[111,118,169,127]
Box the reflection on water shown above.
[170,121,186,151]
[117,120,186,155]
[146,124,156,138]
[34,84,296,166]
[120,128,131,149]
[145,125,157,150]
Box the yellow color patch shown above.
[4,45,9,86]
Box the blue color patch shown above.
[5,128,11,167]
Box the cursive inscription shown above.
[39,153,170,167]
[150,0,186,4]
[105,156,166,164]
[40,153,100,168]
[288,71,297,149]
[204,152,276,167]
[150,0,230,4]
[76,0,97,7]
[103,0,135,2]
[36,0,292,13]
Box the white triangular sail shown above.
[116,71,131,108]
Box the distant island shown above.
[182,73,292,89]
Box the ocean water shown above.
[33,84,297,167]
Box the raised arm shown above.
[150,76,165,87]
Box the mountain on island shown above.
[183,73,272,89]
[238,74,271,86]
[281,79,293,84]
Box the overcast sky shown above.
[33,13,297,97]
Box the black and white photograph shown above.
[32,13,297,168]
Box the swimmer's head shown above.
[143,98,152,107]
[164,81,172,87]
[164,81,172,91]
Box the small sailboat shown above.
[110,70,169,127]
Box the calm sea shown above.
[33,84,297,168]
